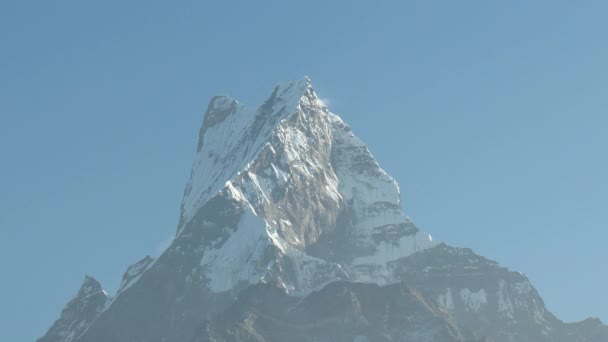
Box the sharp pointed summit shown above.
[38,276,108,342]
[177,77,437,292]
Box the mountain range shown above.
[39,78,607,342]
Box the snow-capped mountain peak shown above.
[171,78,437,295]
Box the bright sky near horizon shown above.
[1,1,607,341]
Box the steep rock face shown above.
[40,78,607,342]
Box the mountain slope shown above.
[40,78,607,342]
[194,281,472,342]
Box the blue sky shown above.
[1,1,607,340]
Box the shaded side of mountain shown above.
[192,281,489,342]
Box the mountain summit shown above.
[179,77,437,294]
[40,79,607,342]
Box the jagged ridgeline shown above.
[40,78,607,342]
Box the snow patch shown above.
[498,280,515,321]
[438,288,455,311]
[200,210,270,292]
[459,288,488,313]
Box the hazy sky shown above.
[1,1,607,340]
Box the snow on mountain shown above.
[39,78,607,342]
